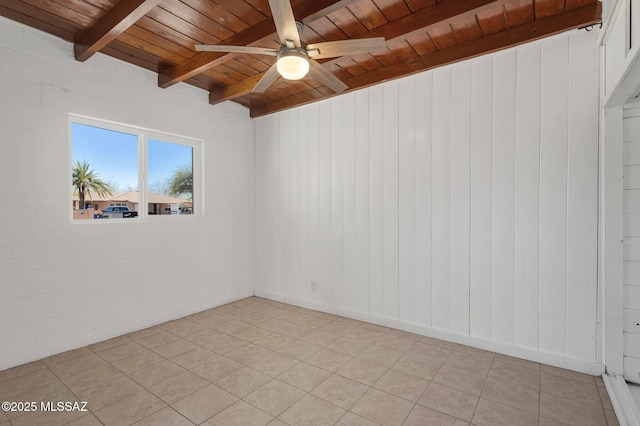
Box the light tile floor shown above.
[0,297,618,426]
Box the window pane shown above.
[147,139,193,215]
[71,123,138,220]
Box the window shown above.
[148,139,194,215]
[70,115,201,221]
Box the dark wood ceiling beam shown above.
[350,0,513,42]
[158,18,275,89]
[74,0,161,62]
[250,2,602,117]
[209,0,510,105]
[158,0,358,89]
[297,0,355,25]
[209,74,266,105]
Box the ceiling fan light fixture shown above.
[277,49,309,80]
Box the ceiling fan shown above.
[195,0,386,94]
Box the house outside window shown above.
[70,115,202,221]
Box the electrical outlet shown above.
[311,281,317,291]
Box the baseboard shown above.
[254,289,606,376]
[603,374,640,426]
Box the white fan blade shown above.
[252,64,281,93]
[308,59,348,93]
[195,45,277,56]
[306,37,386,59]
[269,0,301,47]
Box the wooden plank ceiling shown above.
[0,0,601,117]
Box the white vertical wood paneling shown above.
[566,32,599,360]
[331,99,344,307]
[255,117,279,296]
[318,103,332,304]
[399,78,416,322]
[513,42,541,350]
[343,94,357,310]
[469,56,493,339]
[414,73,433,326]
[384,83,400,319]
[273,116,283,297]
[450,63,471,334]
[491,51,516,343]
[539,36,570,354]
[355,91,370,313]
[254,30,600,366]
[431,68,452,330]
[298,108,310,302]
[369,85,385,315]
[288,109,299,300]
[278,112,290,301]
[308,104,320,302]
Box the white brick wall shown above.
[0,17,255,370]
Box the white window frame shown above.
[69,114,204,222]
